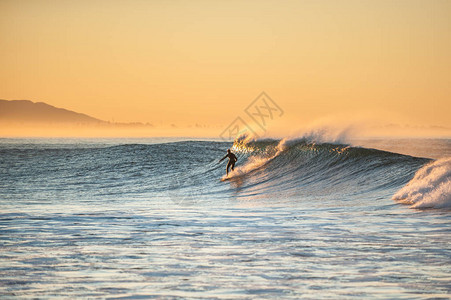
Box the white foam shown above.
[392,157,451,209]
[223,139,287,180]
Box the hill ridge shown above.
[0,99,106,124]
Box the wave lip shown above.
[392,158,451,209]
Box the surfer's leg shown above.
[226,161,231,175]
[231,161,235,171]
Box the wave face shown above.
[221,138,431,206]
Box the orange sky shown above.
[1,0,450,136]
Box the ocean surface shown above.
[0,137,450,299]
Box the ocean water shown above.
[0,137,450,299]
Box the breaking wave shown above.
[220,137,432,205]
[392,158,451,209]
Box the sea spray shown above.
[223,138,287,180]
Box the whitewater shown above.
[0,137,450,299]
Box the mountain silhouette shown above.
[0,99,106,124]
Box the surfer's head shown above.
[227,149,231,153]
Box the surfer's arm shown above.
[218,155,227,163]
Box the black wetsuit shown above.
[220,152,237,175]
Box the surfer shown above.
[219,149,238,176]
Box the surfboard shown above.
[221,170,245,181]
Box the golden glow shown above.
[1,0,450,137]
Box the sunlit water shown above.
[0,138,450,299]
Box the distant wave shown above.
[393,158,451,209]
